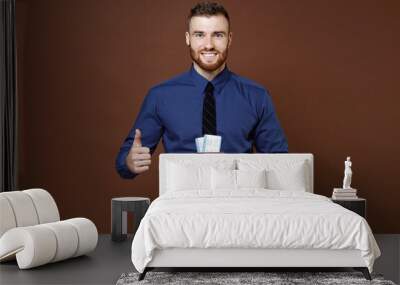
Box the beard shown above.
[189,44,229,72]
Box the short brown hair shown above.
[187,2,230,30]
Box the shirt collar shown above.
[189,63,231,94]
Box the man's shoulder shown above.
[149,70,194,94]
[230,72,269,95]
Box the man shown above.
[116,2,288,179]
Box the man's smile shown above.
[201,52,218,61]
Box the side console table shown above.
[111,197,150,241]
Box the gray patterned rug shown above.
[116,271,396,285]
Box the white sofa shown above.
[0,188,98,269]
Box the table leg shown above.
[111,201,127,241]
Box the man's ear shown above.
[185,31,190,46]
[228,32,233,48]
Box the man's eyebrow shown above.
[191,31,227,35]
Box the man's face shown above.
[186,15,232,72]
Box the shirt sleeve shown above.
[254,89,288,153]
[115,89,164,179]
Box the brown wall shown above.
[16,0,400,233]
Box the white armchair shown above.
[0,188,98,269]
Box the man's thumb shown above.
[133,129,142,147]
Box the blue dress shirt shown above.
[116,65,288,179]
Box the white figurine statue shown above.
[342,156,353,189]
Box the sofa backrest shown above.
[0,189,60,238]
[159,153,313,195]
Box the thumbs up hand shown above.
[126,129,151,174]
[133,128,143,147]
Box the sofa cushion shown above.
[0,196,17,237]
[0,218,97,269]
[24,189,60,224]
[0,191,39,227]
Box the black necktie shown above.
[202,82,216,135]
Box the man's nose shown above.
[203,35,214,49]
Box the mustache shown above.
[187,44,219,53]
[200,49,218,52]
